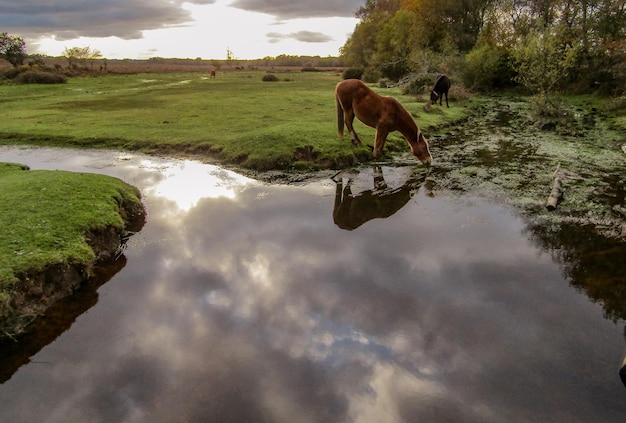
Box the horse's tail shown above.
[336,94,344,138]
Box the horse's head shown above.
[412,131,432,165]
[430,91,439,105]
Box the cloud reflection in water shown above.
[138,159,257,212]
[0,149,624,423]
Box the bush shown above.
[379,61,411,81]
[463,42,514,91]
[362,67,382,83]
[510,29,579,98]
[378,78,392,88]
[13,70,67,84]
[448,85,471,102]
[342,68,363,80]
[401,73,438,95]
[2,65,28,80]
[262,73,279,82]
[604,96,626,112]
[528,93,564,118]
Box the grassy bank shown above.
[0,71,475,170]
[0,163,145,337]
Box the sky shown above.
[0,0,362,60]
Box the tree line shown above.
[340,0,626,96]
[1,33,344,73]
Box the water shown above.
[0,146,625,422]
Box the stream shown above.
[0,146,625,422]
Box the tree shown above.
[226,48,235,61]
[87,48,102,70]
[63,47,80,68]
[340,18,380,68]
[510,27,579,111]
[340,0,626,93]
[400,0,492,52]
[374,10,415,79]
[63,46,102,69]
[0,32,27,67]
[341,0,401,70]
[484,0,626,92]
[356,0,401,20]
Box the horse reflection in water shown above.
[332,166,430,231]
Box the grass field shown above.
[0,70,475,170]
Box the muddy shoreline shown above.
[1,197,146,341]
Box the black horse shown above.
[430,74,451,108]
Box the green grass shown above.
[0,71,478,169]
[0,163,142,315]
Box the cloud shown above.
[0,0,358,41]
[267,30,333,44]
[0,0,217,40]
[0,0,359,59]
[230,0,362,19]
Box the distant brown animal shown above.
[430,74,450,107]
[210,69,216,79]
[335,79,432,164]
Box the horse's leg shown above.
[336,96,345,138]
[344,108,362,146]
[445,91,449,108]
[373,166,387,190]
[373,127,389,157]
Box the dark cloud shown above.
[267,30,333,44]
[0,0,217,40]
[231,0,363,19]
[0,0,359,42]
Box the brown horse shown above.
[332,167,427,230]
[335,79,432,164]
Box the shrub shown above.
[604,96,626,112]
[362,67,382,83]
[262,73,279,82]
[378,78,392,88]
[448,85,471,102]
[13,70,67,84]
[401,73,438,95]
[379,61,411,81]
[2,65,28,80]
[463,42,514,91]
[342,68,363,80]
[510,29,579,98]
[529,93,563,118]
